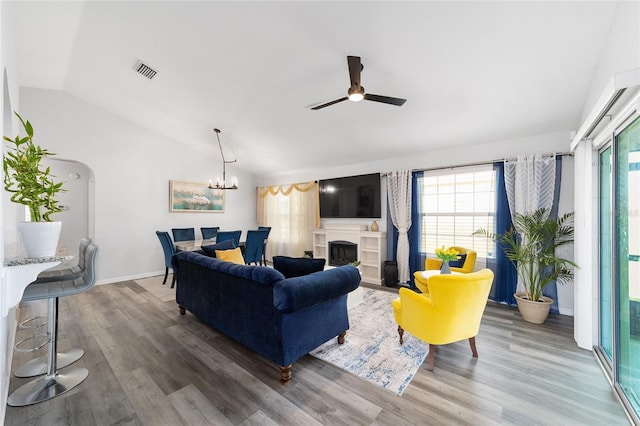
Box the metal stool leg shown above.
[18,315,47,329]
[14,301,84,378]
[8,297,88,406]
[14,348,85,378]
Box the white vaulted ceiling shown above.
[9,1,627,176]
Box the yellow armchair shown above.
[413,246,477,294]
[392,269,494,371]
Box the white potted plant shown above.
[475,208,576,323]
[3,112,65,257]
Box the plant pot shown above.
[514,292,553,324]
[17,221,62,258]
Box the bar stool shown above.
[32,237,92,283]
[14,238,92,378]
[8,243,99,406]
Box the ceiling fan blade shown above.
[310,97,348,110]
[364,93,407,106]
[347,56,362,88]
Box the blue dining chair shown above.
[201,227,219,240]
[156,231,177,288]
[172,228,195,242]
[216,230,242,247]
[258,226,272,265]
[244,229,270,265]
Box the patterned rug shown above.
[310,288,428,395]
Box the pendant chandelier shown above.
[208,128,238,190]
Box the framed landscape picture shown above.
[169,180,224,213]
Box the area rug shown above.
[310,288,428,395]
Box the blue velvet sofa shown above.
[173,251,361,382]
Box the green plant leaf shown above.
[2,112,64,222]
[475,207,577,301]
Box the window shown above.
[417,165,496,258]
[257,182,318,258]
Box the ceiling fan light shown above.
[348,85,365,102]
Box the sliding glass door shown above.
[598,116,640,420]
[614,117,640,416]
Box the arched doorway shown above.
[41,158,95,251]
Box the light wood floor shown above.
[5,279,630,426]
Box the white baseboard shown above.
[558,308,574,316]
[96,270,166,285]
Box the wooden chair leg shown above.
[398,325,404,345]
[280,364,292,383]
[427,344,436,371]
[162,267,168,284]
[337,331,346,344]
[171,274,176,289]
[468,336,478,357]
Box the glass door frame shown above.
[593,109,640,425]
[595,141,614,376]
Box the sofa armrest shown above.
[273,266,361,313]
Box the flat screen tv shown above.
[319,173,381,218]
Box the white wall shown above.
[580,1,640,124]
[573,0,640,350]
[20,87,258,284]
[41,159,94,253]
[556,156,575,315]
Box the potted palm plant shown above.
[475,208,576,323]
[3,112,65,257]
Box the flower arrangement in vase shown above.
[435,246,460,274]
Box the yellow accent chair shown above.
[392,269,494,371]
[413,246,477,294]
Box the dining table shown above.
[174,239,246,252]
[174,238,216,252]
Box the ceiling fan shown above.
[310,56,407,110]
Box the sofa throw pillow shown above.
[215,247,245,265]
[201,239,236,257]
[448,253,467,268]
[272,256,326,279]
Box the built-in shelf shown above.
[312,226,386,285]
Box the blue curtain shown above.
[542,156,563,314]
[408,171,424,289]
[488,162,518,305]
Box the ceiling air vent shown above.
[134,61,157,79]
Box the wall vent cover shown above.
[134,61,157,79]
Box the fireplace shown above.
[329,240,357,266]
